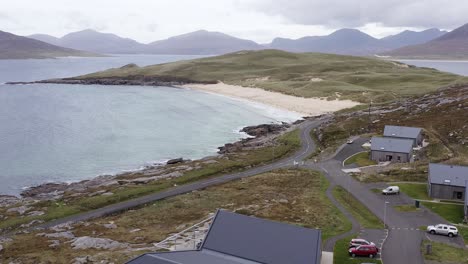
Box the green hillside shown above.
[77,50,468,102]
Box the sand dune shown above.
[182,82,360,116]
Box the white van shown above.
[382,186,400,195]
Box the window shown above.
[454,191,463,200]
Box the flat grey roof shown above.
[371,137,413,154]
[384,125,422,139]
[429,163,468,187]
[127,210,322,264]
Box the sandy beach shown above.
[182,82,360,116]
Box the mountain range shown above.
[383,23,468,59]
[3,23,468,59]
[28,28,448,56]
[0,30,97,59]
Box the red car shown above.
[348,244,379,258]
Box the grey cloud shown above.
[253,0,468,29]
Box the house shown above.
[428,163,468,201]
[428,163,468,219]
[127,209,322,264]
[370,137,414,163]
[383,125,423,147]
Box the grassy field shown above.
[397,183,430,200]
[344,151,376,167]
[421,241,468,264]
[421,202,465,224]
[334,234,382,264]
[76,50,468,103]
[333,186,383,229]
[2,169,352,263]
[0,129,302,232]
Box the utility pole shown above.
[368,100,372,133]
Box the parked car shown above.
[348,244,379,258]
[349,238,375,248]
[347,139,354,144]
[382,186,400,195]
[427,224,458,237]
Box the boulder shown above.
[7,206,31,215]
[167,158,184,165]
[103,223,117,229]
[73,256,95,264]
[44,231,75,239]
[71,236,127,250]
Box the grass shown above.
[421,240,468,264]
[344,151,377,167]
[0,129,302,232]
[394,205,420,212]
[334,234,382,264]
[398,183,430,200]
[421,202,464,224]
[1,169,352,263]
[333,186,383,229]
[457,225,468,244]
[77,50,468,103]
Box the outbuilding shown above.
[370,137,414,163]
[383,125,423,147]
[127,209,323,264]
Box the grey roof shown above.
[131,250,261,264]
[127,210,322,264]
[429,163,468,187]
[202,210,322,264]
[383,125,422,139]
[371,137,413,154]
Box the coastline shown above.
[181,82,360,116]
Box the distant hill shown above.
[270,29,383,55]
[55,49,467,103]
[0,30,98,59]
[383,23,468,59]
[29,29,147,54]
[380,28,447,49]
[144,30,263,55]
[270,28,446,55]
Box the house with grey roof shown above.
[127,210,322,264]
[428,163,468,218]
[383,125,423,147]
[370,136,414,163]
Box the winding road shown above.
[12,115,463,264]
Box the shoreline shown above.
[181,82,360,116]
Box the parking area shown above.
[354,228,388,260]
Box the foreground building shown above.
[128,210,322,264]
[370,137,414,163]
[383,125,423,147]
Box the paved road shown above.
[30,116,328,230]
[308,142,465,264]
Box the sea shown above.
[0,55,302,195]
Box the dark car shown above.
[348,244,379,258]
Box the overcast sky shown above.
[1,0,467,43]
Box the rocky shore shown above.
[2,122,297,204]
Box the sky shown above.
[1,0,467,44]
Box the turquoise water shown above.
[0,55,299,195]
